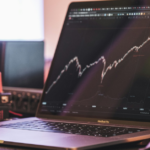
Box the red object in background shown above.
[9,111,23,117]
[0,110,3,120]
[0,72,3,93]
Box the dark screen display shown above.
[3,41,44,89]
[39,0,150,121]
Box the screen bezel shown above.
[37,0,150,124]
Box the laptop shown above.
[1,0,150,149]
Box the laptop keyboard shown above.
[0,120,147,137]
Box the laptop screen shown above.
[39,0,150,121]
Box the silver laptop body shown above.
[1,0,150,149]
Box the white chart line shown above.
[46,37,150,94]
